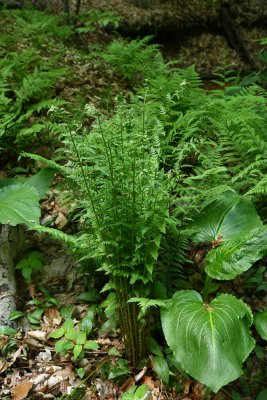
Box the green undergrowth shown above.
[0,7,267,400]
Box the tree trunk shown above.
[219,5,256,68]
[0,225,25,327]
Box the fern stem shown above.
[96,116,122,265]
[131,156,136,258]
[68,129,103,239]
[114,275,146,367]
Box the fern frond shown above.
[29,225,77,247]
[21,152,67,174]
[128,297,167,315]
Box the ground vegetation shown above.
[0,4,266,400]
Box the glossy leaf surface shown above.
[205,228,267,280]
[254,311,267,340]
[161,290,255,393]
[0,185,40,226]
[192,191,261,243]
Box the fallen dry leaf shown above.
[55,211,68,229]
[44,308,62,326]
[27,330,47,342]
[134,366,148,383]
[192,382,204,399]
[0,358,8,373]
[12,380,33,400]
[35,349,52,362]
[143,376,155,390]
[183,378,191,394]
[1,346,25,373]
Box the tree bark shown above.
[75,0,81,15]
[219,5,256,68]
[0,225,25,327]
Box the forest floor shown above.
[0,4,266,400]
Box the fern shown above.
[101,36,166,82]
[127,297,167,315]
[0,54,68,153]
[155,227,189,296]
[31,225,78,247]
[0,9,73,51]
[21,152,68,175]
[0,9,72,156]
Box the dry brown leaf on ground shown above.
[0,357,8,373]
[143,375,155,390]
[27,330,47,342]
[24,336,45,349]
[1,346,25,373]
[35,349,52,362]
[191,382,204,399]
[134,366,148,382]
[54,365,75,382]
[11,380,33,400]
[55,211,68,229]
[44,307,62,326]
[183,378,191,394]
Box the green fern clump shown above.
[101,36,167,82]
[39,98,171,366]
[0,9,74,156]
[146,67,267,221]
[0,9,72,53]
[64,99,170,285]
[0,56,67,154]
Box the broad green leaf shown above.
[134,385,150,398]
[50,326,65,339]
[161,290,255,393]
[76,368,85,379]
[205,228,267,280]
[9,311,25,320]
[0,184,40,226]
[22,266,32,283]
[15,259,29,269]
[62,318,74,332]
[153,356,169,384]
[84,340,99,350]
[0,326,16,336]
[254,311,267,340]
[64,328,79,341]
[257,389,267,400]
[81,315,93,335]
[192,191,262,243]
[231,391,242,400]
[77,290,100,302]
[27,308,45,325]
[146,337,163,356]
[0,178,20,188]
[76,331,86,345]
[55,339,74,355]
[60,305,74,319]
[23,167,56,197]
[73,344,83,359]
[31,259,43,270]
[45,297,59,307]
[108,359,129,379]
